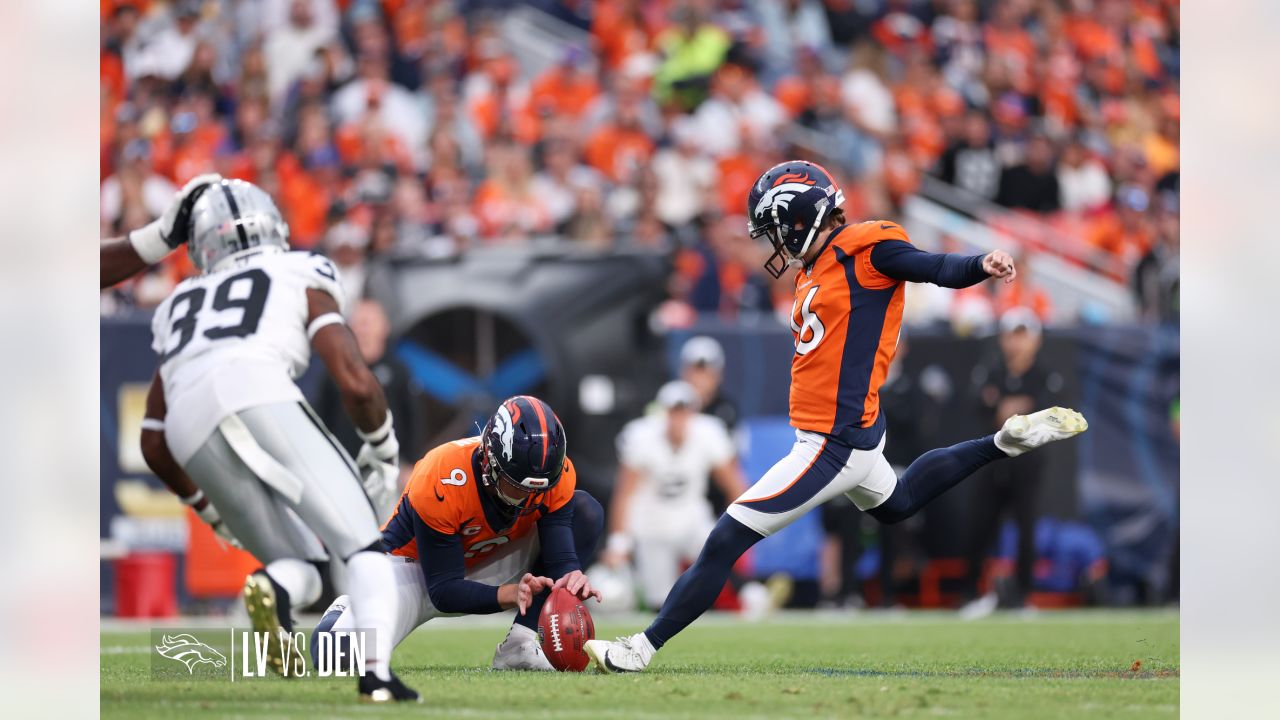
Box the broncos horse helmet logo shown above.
[155,633,228,674]
[492,401,517,461]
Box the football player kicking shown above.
[585,160,1088,673]
[312,395,605,672]
[139,179,415,701]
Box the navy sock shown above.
[644,514,764,649]
[869,435,1005,524]
[516,490,605,631]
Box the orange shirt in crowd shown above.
[1087,213,1152,263]
[472,180,553,238]
[714,152,760,217]
[528,70,601,119]
[583,124,654,182]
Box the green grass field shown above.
[102,609,1178,719]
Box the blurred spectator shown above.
[123,1,203,81]
[332,51,427,164]
[1088,184,1153,266]
[602,380,746,609]
[752,0,834,84]
[533,139,605,229]
[995,135,1060,213]
[651,117,717,227]
[651,1,732,111]
[265,0,336,106]
[473,143,553,239]
[323,218,370,305]
[528,47,602,121]
[936,112,1000,200]
[679,335,738,432]
[960,308,1067,617]
[1132,192,1179,324]
[1057,135,1112,212]
[314,298,427,469]
[101,139,176,234]
[584,94,655,182]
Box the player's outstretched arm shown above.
[100,173,222,288]
[139,373,241,547]
[869,240,1016,288]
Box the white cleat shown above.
[491,624,554,671]
[994,406,1088,458]
[584,633,656,674]
[957,593,998,621]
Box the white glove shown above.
[182,490,243,549]
[356,413,400,519]
[129,172,223,262]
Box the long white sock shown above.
[345,551,396,681]
[265,558,322,609]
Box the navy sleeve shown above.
[414,512,504,614]
[537,501,580,581]
[869,240,990,289]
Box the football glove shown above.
[356,412,400,519]
[128,172,223,262]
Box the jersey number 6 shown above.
[790,285,826,355]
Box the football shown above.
[537,587,595,671]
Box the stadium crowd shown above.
[101,0,1179,325]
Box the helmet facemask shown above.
[750,193,829,279]
[479,444,553,518]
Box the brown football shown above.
[537,587,595,671]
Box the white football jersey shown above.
[616,412,735,534]
[151,250,347,464]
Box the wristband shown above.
[128,221,173,264]
[358,411,395,447]
[179,489,205,507]
[306,312,345,340]
[606,533,633,556]
[140,417,165,432]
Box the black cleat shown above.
[358,671,422,703]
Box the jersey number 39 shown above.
[160,268,271,363]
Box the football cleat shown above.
[491,624,554,671]
[994,407,1088,458]
[957,593,998,621]
[584,633,655,674]
[242,571,303,677]
[358,671,422,703]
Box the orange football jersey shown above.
[788,220,909,448]
[381,436,578,569]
